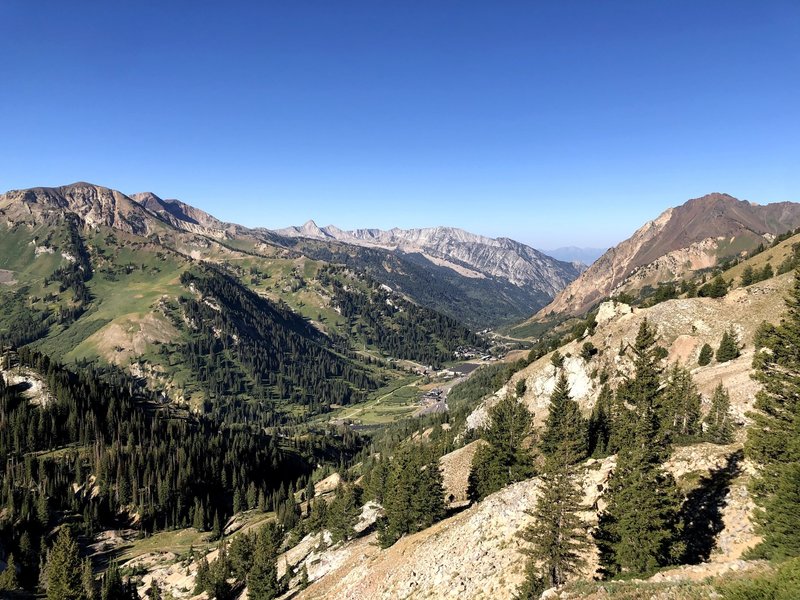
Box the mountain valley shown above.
[2,184,800,600]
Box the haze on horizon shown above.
[1,1,798,248]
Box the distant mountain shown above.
[275,222,581,325]
[543,246,606,265]
[537,193,800,318]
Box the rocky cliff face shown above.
[0,182,162,235]
[537,193,800,318]
[130,191,237,239]
[275,222,582,299]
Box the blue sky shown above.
[1,1,798,248]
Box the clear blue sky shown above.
[1,1,798,248]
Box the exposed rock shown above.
[537,193,800,318]
[274,223,581,299]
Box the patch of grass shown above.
[565,578,716,599]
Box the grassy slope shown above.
[1,223,448,420]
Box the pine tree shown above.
[745,269,800,559]
[467,395,534,501]
[212,511,222,540]
[101,562,125,600]
[298,563,309,589]
[588,384,613,457]
[716,328,741,363]
[46,528,85,600]
[194,557,211,594]
[193,500,205,531]
[0,553,20,591]
[698,343,713,366]
[741,265,756,287]
[247,524,280,600]
[704,383,734,444]
[518,375,589,592]
[606,387,635,455]
[326,483,360,543]
[595,319,684,578]
[379,447,445,547]
[307,497,328,533]
[661,364,701,442]
[761,263,775,281]
[540,371,587,463]
[148,579,162,600]
[81,558,96,600]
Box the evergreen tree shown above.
[0,553,20,591]
[588,384,613,457]
[519,375,589,592]
[148,579,162,600]
[247,523,280,600]
[741,265,756,287]
[193,500,206,531]
[698,274,729,298]
[698,343,713,366]
[515,560,546,600]
[100,562,125,600]
[595,319,684,578]
[364,457,389,504]
[207,541,232,600]
[307,498,328,534]
[661,364,702,442]
[745,269,800,559]
[467,395,534,501]
[81,558,96,600]
[606,386,635,456]
[326,483,360,543]
[704,383,734,444]
[540,371,587,464]
[761,263,775,281]
[194,557,211,594]
[379,447,445,547]
[212,511,222,540]
[716,328,741,363]
[298,563,309,590]
[46,528,85,600]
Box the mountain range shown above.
[3,181,800,599]
[0,183,580,330]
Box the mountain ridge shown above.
[275,221,582,298]
[536,192,800,318]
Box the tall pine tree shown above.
[519,375,588,593]
[45,529,85,600]
[540,371,588,464]
[704,383,734,444]
[661,363,702,442]
[247,523,280,600]
[468,395,534,501]
[595,319,684,578]
[745,269,800,559]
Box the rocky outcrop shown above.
[0,182,161,235]
[296,456,616,600]
[537,193,800,318]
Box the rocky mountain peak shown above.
[536,193,800,318]
[0,182,156,235]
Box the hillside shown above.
[278,274,791,600]
[0,182,489,421]
[535,193,800,319]
[117,271,792,600]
